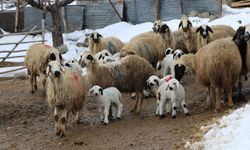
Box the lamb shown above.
[24,43,62,94]
[65,59,82,75]
[196,24,235,50]
[88,32,124,55]
[174,37,242,112]
[157,49,184,77]
[158,78,189,118]
[88,85,123,125]
[79,52,155,113]
[146,75,174,115]
[94,49,113,63]
[46,61,86,137]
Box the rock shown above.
[209,15,217,21]
[189,10,198,17]
[14,71,28,80]
[57,44,68,54]
[198,12,210,18]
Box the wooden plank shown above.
[231,1,250,7]
[15,0,20,32]
[1,25,37,62]
[0,40,46,46]
[0,55,25,59]
[0,66,26,75]
[0,50,26,53]
[0,30,43,38]
[0,61,24,68]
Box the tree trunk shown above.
[51,9,63,47]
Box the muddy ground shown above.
[0,75,249,150]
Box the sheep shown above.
[157,49,184,77]
[88,32,124,55]
[88,85,123,125]
[79,52,155,114]
[65,59,82,75]
[158,78,189,118]
[196,24,235,50]
[46,61,86,137]
[147,75,174,115]
[174,37,242,112]
[173,29,188,52]
[24,43,62,94]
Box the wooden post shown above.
[216,0,222,17]
[42,12,46,43]
[61,7,67,33]
[15,0,20,32]
[180,0,184,15]
[156,0,160,20]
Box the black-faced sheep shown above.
[46,61,86,137]
[88,32,124,55]
[88,85,123,125]
[24,43,62,94]
[79,52,155,114]
[196,24,235,50]
[174,37,242,112]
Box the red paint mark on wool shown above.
[164,76,173,82]
[43,44,52,48]
[71,73,79,81]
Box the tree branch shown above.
[57,0,75,8]
[25,0,53,11]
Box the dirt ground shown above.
[0,74,249,150]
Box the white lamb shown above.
[157,78,189,119]
[157,49,184,77]
[65,59,83,75]
[88,85,123,125]
[147,75,174,115]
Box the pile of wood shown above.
[231,0,250,8]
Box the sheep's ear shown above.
[98,54,102,60]
[97,33,103,38]
[173,53,176,59]
[196,27,202,33]
[89,89,94,95]
[207,26,213,33]
[160,24,169,33]
[59,54,63,61]
[46,65,51,77]
[89,33,94,38]
[99,88,103,95]
[188,20,193,27]
[50,53,56,61]
[156,62,161,70]
[178,21,182,29]
[86,54,94,61]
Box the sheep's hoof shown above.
[172,115,176,119]
[103,122,108,125]
[76,120,80,124]
[30,90,35,94]
[34,85,38,90]
[60,133,65,138]
[155,114,159,116]
[159,115,166,119]
[131,96,136,99]
[117,117,122,120]
[145,96,149,99]
[185,113,191,116]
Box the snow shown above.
[190,104,250,150]
[1,4,250,77]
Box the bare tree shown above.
[25,0,74,47]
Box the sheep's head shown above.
[54,106,68,137]
[89,32,103,43]
[179,16,192,32]
[173,49,184,60]
[233,26,246,45]
[165,48,174,56]
[47,50,63,64]
[88,85,103,97]
[65,59,78,68]
[174,64,186,82]
[196,25,213,39]
[152,20,163,33]
[147,75,160,88]
[103,56,115,64]
[159,23,170,34]
[167,79,178,91]
[79,52,95,67]
[46,61,65,78]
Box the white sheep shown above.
[157,78,189,118]
[65,58,82,75]
[24,43,62,94]
[88,85,123,125]
[46,61,86,137]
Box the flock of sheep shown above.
[23,15,250,137]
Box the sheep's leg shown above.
[41,75,46,96]
[116,102,123,119]
[205,87,212,109]
[227,88,234,108]
[131,92,139,113]
[103,105,110,125]
[33,76,38,90]
[181,100,190,116]
[159,97,166,118]
[30,73,34,94]
[155,100,160,116]
[136,92,144,114]
[171,99,177,119]
[165,101,171,114]
[111,104,117,119]
[215,87,222,113]
[99,107,104,123]
[76,111,80,124]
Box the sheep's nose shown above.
[95,93,98,96]
[54,71,61,77]
[169,87,173,91]
[150,83,154,87]
[65,63,70,67]
[202,32,207,38]
[93,39,98,43]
